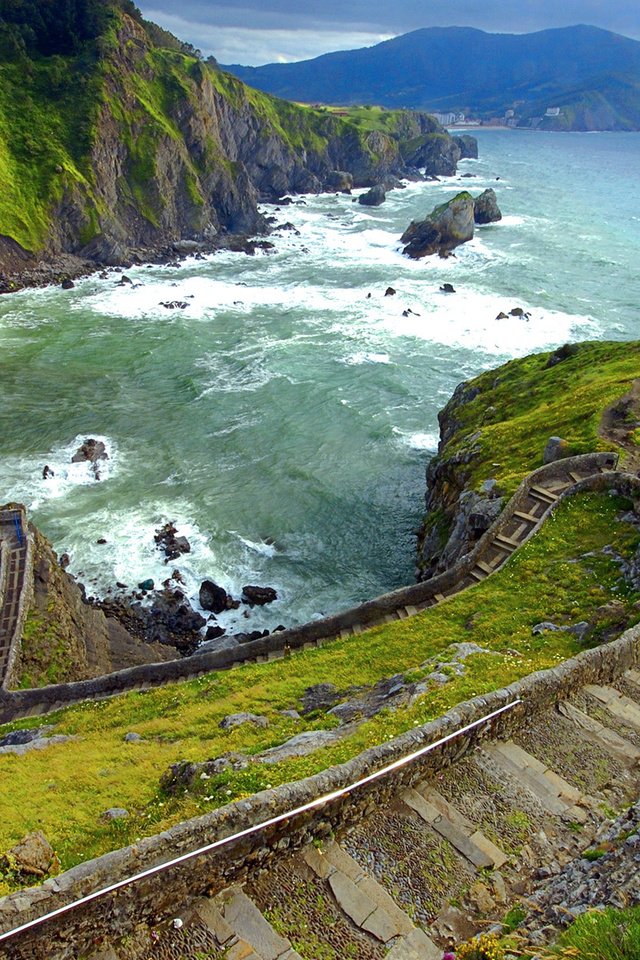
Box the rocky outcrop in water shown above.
[473,188,502,224]
[403,133,462,176]
[453,135,479,159]
[358,184,386,206]
[71,438,109,480]
[401,192,475,259]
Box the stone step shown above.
[212,888,302,960]
[476,559,495,575]
[557,701,640,765]
[547,479,572,493]
[405,605,418,617]
[623,669,640,690]
[386,928,442,960]
[584,684,640,733]
[470,568,487,582]
[530,484,558,502]
[493,533,519,550]
[480,741,589,822]
[513,510,539,524]
[303,841,439,953]
[404,787,507,869]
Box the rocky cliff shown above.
[13,524,175,688]
[416,340,640,580]
[0,5,470,279]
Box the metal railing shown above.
[0,699,521,945]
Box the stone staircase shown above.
[121,668,640,960]
[0,506,29,687]
[247,456,618,664]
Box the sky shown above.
[139,1,640,65]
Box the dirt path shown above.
[599,378,640,472]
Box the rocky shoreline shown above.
[0,229,281,296]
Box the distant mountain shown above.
[224,25,640,131]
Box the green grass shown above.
[548,906,640,959]
[1,491,638,891]
[437,340,640,496]
[0,55,100,250]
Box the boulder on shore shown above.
[401,192,475,259]
[473,188,502,224]
[359,184,386,207]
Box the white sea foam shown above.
[368,288,601,355]
[343,352,392,366]
[393,428,440,451]
[235,534,279,558]
[0,435,117,510]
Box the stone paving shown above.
[134,669,640,960]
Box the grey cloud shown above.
[139,0,640,65]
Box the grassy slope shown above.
[550,906,640,959]
[0,54,100,251]
[0,489,638,889]
[440,340,640,496]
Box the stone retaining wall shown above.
[1,620,639,959]
[0,452,618,723]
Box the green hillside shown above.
[225,25,640,131]
[0,0,460,263]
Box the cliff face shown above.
[13,525,175,689]
[0,11,468,272]
[416,381,505,581]
[415,341,640,581]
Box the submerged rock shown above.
[154,522,191,561]
[71,438,108,480]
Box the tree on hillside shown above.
[0,0,142,56]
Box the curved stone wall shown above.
[0,620,638,958]
[0,452,620,723]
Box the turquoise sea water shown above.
[0,130,639,634]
